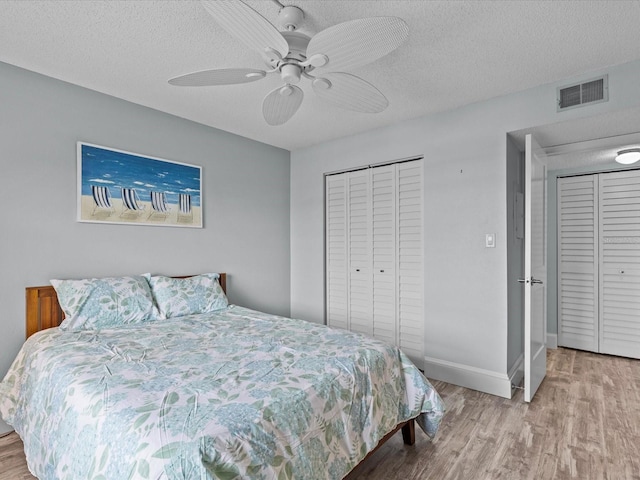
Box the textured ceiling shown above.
[1,0,640,151]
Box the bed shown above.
[0,273,444,480]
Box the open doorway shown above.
[508,107,640,377]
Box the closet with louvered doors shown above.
[557,169,640,359]
[325,159,424,368]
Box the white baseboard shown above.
[547,333,558,349]
[424,356,515,399]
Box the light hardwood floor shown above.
[1,348,638,479]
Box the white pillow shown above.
[51,275,160,331]
[143,273,228,319]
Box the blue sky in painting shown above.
[80,144,201,207]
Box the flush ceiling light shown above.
[615,148,640,165]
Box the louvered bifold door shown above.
[372,165,397,345]
[348,170,374,336]
[396,160,424,367]
[599,170,640,359]
[326,173,349,330]
[557,176,599,352]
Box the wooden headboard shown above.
[25,273,227,339]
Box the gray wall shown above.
[0,62,290,434]
[290,59,640,397]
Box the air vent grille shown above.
[557,75,608,111]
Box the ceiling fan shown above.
[169,0,409,126]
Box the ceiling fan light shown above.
[280,64,301,84]
[615,148,640,165]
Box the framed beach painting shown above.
[77,142,202,228]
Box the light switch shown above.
[485,233,496,248]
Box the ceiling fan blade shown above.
[201,0,289,60]
[262,85,304,126]
[169,68,266,86]
[311,73,388,113]
[307,17,409,73]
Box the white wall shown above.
[290,59,640,397]
[0,62,291,434]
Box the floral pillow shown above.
[51,275,160,331]
[144,273,228,319]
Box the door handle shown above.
[517,278,544,285]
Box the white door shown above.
[523,134,547,403]
[371,165,397,346]
[599,170,640,359]
[557,175,599,352]
[326,173,349,330]
[396,160,425,368]
[325,160,424,367]
[347,170,373,336]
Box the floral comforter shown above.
[0,306,444,480]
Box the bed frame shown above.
[23,271,416,462]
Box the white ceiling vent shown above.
[557,75,608,112]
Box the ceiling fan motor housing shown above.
[281,31,309,62]
[277,31,311,84]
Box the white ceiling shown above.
[1,0,640,151]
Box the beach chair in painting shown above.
[91,185,115,215]
[120,187,145,217]
[177,193,193,222]
[148,191,170,219]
